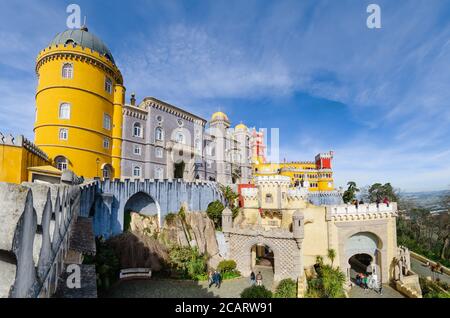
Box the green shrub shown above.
[179,206,186,220]
[206,200,225,228]
[274,279,297,298]
[241,285,273,298]
[168,246,207,280]
[165,212,178,225]
[306,263,346,298]
[217,260,237,273]
[420,277,450,298]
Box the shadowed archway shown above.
[123,192,160,231]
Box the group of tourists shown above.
[355,272,383,295]
[208,271,222,289]
[250,271,263,286]
[351,197,391,209]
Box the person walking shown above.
[216,271,222,288]
[362,274,368,291]
[256,271,263,286]
[250,271,256,285]
[209,271,217,288]
[208,271,214,288]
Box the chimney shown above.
[130,93,136,106]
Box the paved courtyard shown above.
[106,266,274,298]
[348,284,405,298]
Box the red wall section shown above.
[237,183,256,207]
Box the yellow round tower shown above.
[34,26,124,179]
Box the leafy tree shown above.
[368,183,398,202]
[274,279,297,298]
[206,200,225,228]
[342,181,359,204]
[241,285,273,298]
[327,249,336,267]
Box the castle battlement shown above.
[254,175,291,186]
[325,202,398,221]
[287,188,308,200]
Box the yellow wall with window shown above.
[0,137,50,183]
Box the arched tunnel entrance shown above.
[123,192,160,232]
[345,232,382,282]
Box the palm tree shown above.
[343,181,360,204]
[315,255,324,266]
[219,185,239,209]
[327,249,336,267]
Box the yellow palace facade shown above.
[253,152,335,192]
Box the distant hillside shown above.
[400,190,450,214]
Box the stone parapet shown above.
[0,181,97,298]
[326,202,397,221]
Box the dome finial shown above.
[80,16,88,32]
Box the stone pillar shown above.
[292,210,305,278]
[251,245,257,268]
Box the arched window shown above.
[195,139,201,152]
[133,166,141,178]
[176,132,185,144]
[103,114,111,130]
[55,156,68,171]
[59,103,70,119]
[62,63,73,79]
[105,77,113,94]
[154,167,164,179]
[133,123,142,138]
[155,127,164,141]
[102,164,112,179]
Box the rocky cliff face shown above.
[108,232,169,271]
[129,211,222,268]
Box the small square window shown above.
[59,128,68,140]
[134,145,142,155]
[103,138,110,149]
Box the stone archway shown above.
[227,232,301,282]
[123,192,161,231]
[344,232,383,282]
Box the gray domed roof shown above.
[50,28,115,64]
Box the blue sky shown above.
[0,0,449,192]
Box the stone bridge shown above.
[0,181,96,298]
[93,179,224,238]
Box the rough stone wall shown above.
[0,181,96,298]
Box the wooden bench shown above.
[119,268,152,280]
